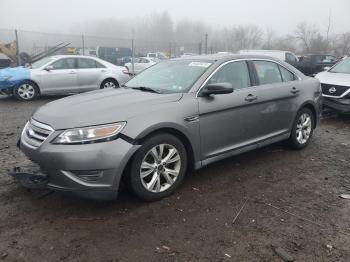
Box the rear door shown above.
[249,60,301,139]
[198,60,262,160]
[39,57,77,94]
[77,58,106,90]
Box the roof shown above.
[173,53,286,62]
[48,55,97,59]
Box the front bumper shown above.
[323,97,350,114]
[19,128,140,200]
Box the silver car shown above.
[13,55,130,101]
[124,57,159,75]
[17,54,322,201]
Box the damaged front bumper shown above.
[14,121,141,200]
[323,97,350,114]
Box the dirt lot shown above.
[0,95,350,262]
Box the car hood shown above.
[315,71,350,86]
[32,88,183,130]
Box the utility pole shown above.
[204,33,208,55]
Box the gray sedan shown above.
[12,55,130,101]
[18,54,321,201]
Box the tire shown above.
[100,79,119,89]
[13,81,39,101]
[129,133,187,201]
[288,108,315,149]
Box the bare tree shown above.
[337,32,350,56]
[293,21,318,53]
[262,28,276,49]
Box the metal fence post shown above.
[205,33,208,55]
[131,38,135,75]
[14,29,20,65]
[82,34,85,55]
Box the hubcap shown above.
[104,81,116,88]
[140,144,181,193]
[18,84,35,99]
[296,113,312,144]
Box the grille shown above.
[321,83,350,98]
[22,119,54,148]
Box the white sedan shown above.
[125,57,159,75]
[0,55,130,101]
[315,58,350,113]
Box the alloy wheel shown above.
[140,144,181,193]
[296,113,312,144]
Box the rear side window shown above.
[253,61,282,85]
[208,61,251,90]
[279,65,296,82]
[78,58,105,68]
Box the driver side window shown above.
[207,61,251,90]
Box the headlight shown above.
[52,122,126,144]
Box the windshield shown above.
[31,57,55,69]
[124,60,213,93]
[330,59,350,74]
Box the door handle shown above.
[101,69,107,73]
[69,71,76,74]
[245,94,258,102]
[291,87,300,94]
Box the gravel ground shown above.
[0,95,350,262]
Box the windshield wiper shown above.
[130,86,161,93]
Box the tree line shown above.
[76,11,350,56]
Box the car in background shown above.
[147,52,168,60]
[315,58,350,114]
[0,55,130,101]
[17,54,321,201]
[125,57,160,75]
[239,50,299,63]
[295,54,340,76]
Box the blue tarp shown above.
[0,67,30,90]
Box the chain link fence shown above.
[0,29,203,67]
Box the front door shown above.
[198,60,261,160]
[40,57,77,94]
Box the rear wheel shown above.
[100,79,119,89]
[129,133,187,201]
[13,81,39,101]
[288,108,315,149]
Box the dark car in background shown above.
[17,54,321,201]
[291,54,340,76]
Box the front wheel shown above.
[288,108,315,149]
[129,134,187,201]
[13,81,39,101]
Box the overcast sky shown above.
[1,0,349,34]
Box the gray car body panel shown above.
[19,54,321,199]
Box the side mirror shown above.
[323,66,331,71]
[44,65,54,71]
[199,83,233,97]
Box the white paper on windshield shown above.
[188,62,211,68]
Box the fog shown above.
[1,0,349,34]
[1,0,350,56]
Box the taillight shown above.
[122,67,129,74]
